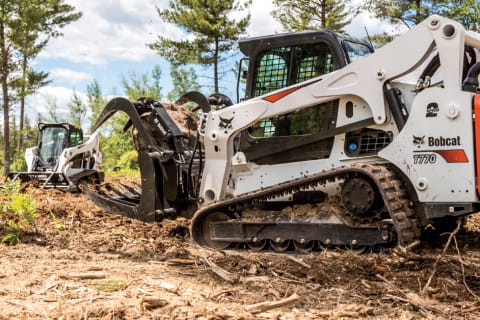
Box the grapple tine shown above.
[118,183,141,198]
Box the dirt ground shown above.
[0,185,479,320]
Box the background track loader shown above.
[6,123,104,191]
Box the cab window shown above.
[343,40,372,62]
[251,43,335,138]
[69,130,83,147]
[253,43,334,98]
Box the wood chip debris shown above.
[139,297,169,310]
[245,293,299,314]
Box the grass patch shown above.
[87,279,127,292]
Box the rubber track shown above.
[190,163,420,248]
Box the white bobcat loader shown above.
[7,123,104,191]
[85,15,480,252]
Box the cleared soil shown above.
[0,185,479,319]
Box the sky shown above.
[28,0,389,126]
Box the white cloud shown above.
[26,86,88,116]
[345,12,392,38]
[50,68,92,84]
[39,0,182,65]
[246,0,282,36]
[245,0,390,38]
[39,0,285,66]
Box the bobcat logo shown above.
[219,116,234,130]
[413,135,425,145]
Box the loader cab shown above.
[37,123,83,166]
[236,31,373,164]
[238,30,373,101]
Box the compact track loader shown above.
[7,123,104,190]
[86,15,480,252]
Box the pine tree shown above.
[0,0,81,174]
[149,0,251,94]
[362,0,480,47]
[86,80,108,133]
[363,0,480,30]
[68,91,86,129]
[167,65,201,101]
[272,0,355,32]
[122,65,163,101]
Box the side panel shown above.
[475,94,480,195]
[379,87,477,202]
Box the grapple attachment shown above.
[83,97,200,222]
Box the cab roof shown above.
[238,30,371,58]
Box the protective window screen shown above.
[253,52,288,97]
[253,43,333,97]
[296,50,333,82]
[250,101,336,138]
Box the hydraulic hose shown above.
[463,61,480,92]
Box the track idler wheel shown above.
[201,212,232,250]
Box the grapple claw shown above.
[85,97,200,222]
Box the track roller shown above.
[293,240,315,253]
[247,239,268,251]
[269,239,291,252]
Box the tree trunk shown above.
[18,55,27,151]
[214,37,219,93]
[0,19,10,175]
[321,0,326,29]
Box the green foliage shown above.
[0,0,82,175]
[86,80,108,133]
[84,78,139,172]
[10,118,37,172]
[440,0,480,31]
[361,0,480,48]
[11,156,26,172]
[97,65,169,171]
[9,193,37,226]
[116,150,138,170]
[366,32,395,49]
[68,91,87,129]
[98,119,136,170]
[149,0,251,93]
[2,222,21,246]
[49,212,63,232]
[122,65,163,101]
[0,179,38,245]
[272,0,356,32]
[363,0,480,30]
[0,178,21,197]
[106,168,140,179]
[167,65,201,101]
[45,95,66,123]
[87,279,127,292]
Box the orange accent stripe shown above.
[434,149,468,163]
[262,80,318,103]
[262,86,301,103]
[474,94,480,195]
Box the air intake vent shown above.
[345,128,392,157]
